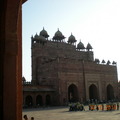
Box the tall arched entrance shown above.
[107,84,114,100]
[25,95,33,107]
[46,95,51,106]
[89,84,98,100]
[36,95,43,106]
[68,84,78,102]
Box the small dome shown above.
[53,28,65,40]
[77,41,85,49]
[95,58,99,62]
[68,33,77,43]
[112,61,116,65]
[86,43,93,50]
[40,27,49,38]
[102,59,106,64]
[34,33,39,39]
[34,33,46,42]
[95,58,100,64]
[107,60,111,65]
[22,77,26,82]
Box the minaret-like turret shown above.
[86,43,93,51]
[68,33,77,45]
[39,27,49,39]
[77,40,85,50]
[52,28,65,42]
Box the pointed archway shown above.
[107,84,114,100]
[25,95,33,107]
[89,84,98,100]
[68,84,78,102]
[36,95,43,106]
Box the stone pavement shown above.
[22,106,120,120]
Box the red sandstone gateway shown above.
[23,28,118,107]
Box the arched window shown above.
[36,95,43,106]
[25,95,33,107]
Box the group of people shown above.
[68,102,119,111]
[106,103,119,111]
[69,102,85,111]
[89,103,119,111]
[23,115,34,120]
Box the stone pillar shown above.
[43,94,46,106]
[23,92,25,106]
[0,0,5,118]
[0,0,27,120]
[98,80,102,101]
[33,94,36,107]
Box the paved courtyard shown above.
[23,106,120,120]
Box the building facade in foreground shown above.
[23,28,118,107]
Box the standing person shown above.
[89,104,91,110]
[23,115,28,120]
[31,117,34,120]
[69,103,72,111]
[96,105,99,111]
[117,103,119,110]
[81,104,85,111]
[102,104,104,111]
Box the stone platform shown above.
[22,106,120,120]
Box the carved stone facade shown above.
[23,29,118,107]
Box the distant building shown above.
[23,28,118,107]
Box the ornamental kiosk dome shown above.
[40,27,49,38]
[107,60,111,65]
[53,28,65,41]
[34,33,39,40]
[77,41,85,50]
[68,33,77,44]
[55,29,62,36]
[86,43,93,51]
[102,59,106,64]
[94,58,100,64]
[33,33,47,44]
[112,61,116,65]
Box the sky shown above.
[22,0,120,81]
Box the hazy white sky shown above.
[22,0,120,81]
